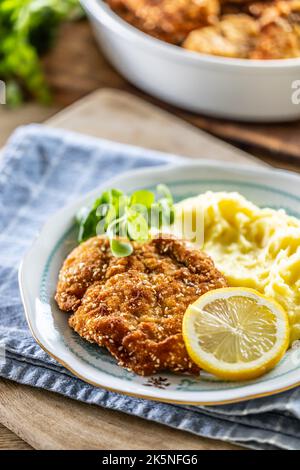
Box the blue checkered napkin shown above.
[1,123,300,450]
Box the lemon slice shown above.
[183,287,289,381]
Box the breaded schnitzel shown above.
[55,236,227,376]
[106,0,219,44]
[107,0,300,59]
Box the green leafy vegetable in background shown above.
[0,0,83,106]
[77,185,175,257]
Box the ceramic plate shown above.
[19,161,300,405]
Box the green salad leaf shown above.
[77,185,175,257]
[126,207,150,242]
[110,238,133,258]
[130,189,155,208]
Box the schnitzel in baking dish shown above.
[55,186,294,381]
[106,0,300,59]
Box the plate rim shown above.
[19,159,300,405]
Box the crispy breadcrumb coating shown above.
[107,0,300,59]
[250,1,300,59]
[106,0,220,43]
[184,14,258,58]
[55,236,227,376]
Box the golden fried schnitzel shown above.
[106,0,219,44]
[183,14,258,58]
[107,0,300,59]
[55,236,227,376]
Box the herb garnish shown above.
[76,185,174,257]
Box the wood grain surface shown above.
[47,89,261,165]
[0,380,240,450]
[0,87,260,450]
[0,422,31,450]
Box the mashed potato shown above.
[175,192,300,344]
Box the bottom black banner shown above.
[0,449,292,465]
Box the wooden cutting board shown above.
[0,88,262,450]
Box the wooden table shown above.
[0,20,300,451]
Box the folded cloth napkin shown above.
[1,124,300,451]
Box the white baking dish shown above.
[81,0,300,122]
